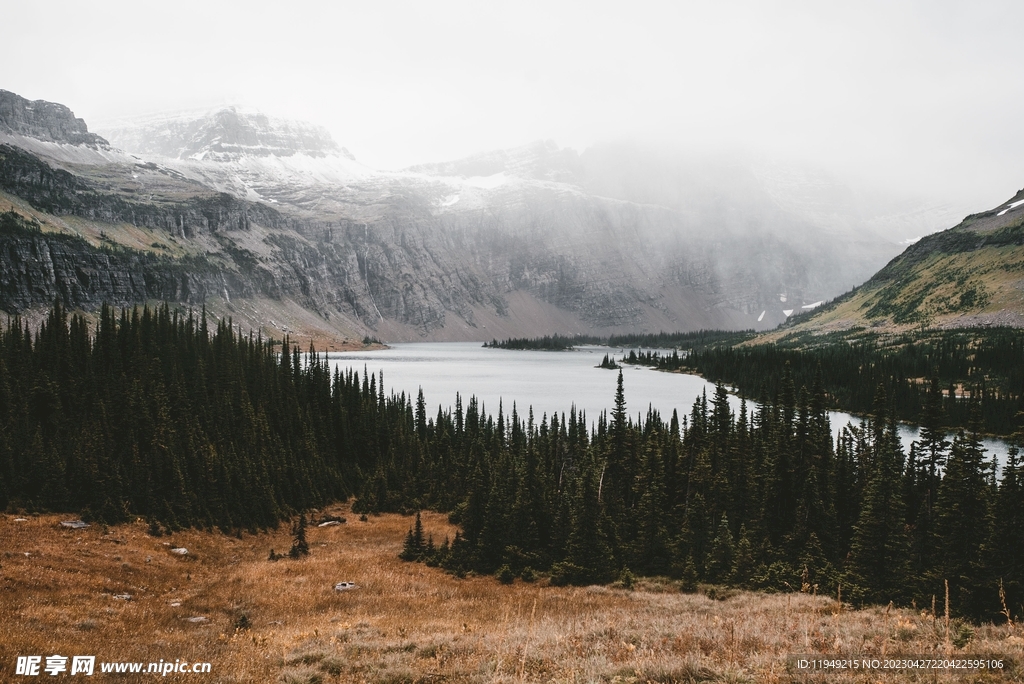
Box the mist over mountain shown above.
[0,90,979,342]
[99,107,355,162]
[769,187,1024,339]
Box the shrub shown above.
[278,669,323,684]
[496,564,515,585]
[549,562,587,587]
[318,658,344,676]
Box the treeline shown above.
[3,304,1023,622]
[626,328,1024,435]
[606,329,752,350]
[483,334,599,350]
[483,329,751,352]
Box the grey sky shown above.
[4,0,1022,207]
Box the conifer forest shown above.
[624,328,1024,435]
[2,303,1023,624]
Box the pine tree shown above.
[919,376,950,481]
[706,514,736,583]
[989,436,1024,622]
[412,511,425,555]
[911,376,949,578]
[563,453,614,584]
[731,525,756,586]
[400,512,427,561]
[605,370,631,521]
[930,406,993,618]
[847,390,911,605]
[289,513,310,558]
[678,492,711,579]
[630,434,670,575]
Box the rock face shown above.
[0,212,256,313]
[0,90,108,147]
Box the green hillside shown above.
[764,188,1024,342]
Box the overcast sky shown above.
[3,0,1022,207]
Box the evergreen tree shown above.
[706,514,735,583]
[289,514,310,558]
[731,525,756,586]
[400,512,426,561]
[989,435,1024,621]
[847,387,910,605]
[930,408,993,618]
[630,434,670,575]
[562,452,614,584]
[605,370,632,523]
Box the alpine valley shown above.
[0,89,971,343]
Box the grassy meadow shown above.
[2,506,1021,683]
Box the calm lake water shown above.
[327,342,1012,467]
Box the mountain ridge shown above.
[0,90,108,147]
[759,190,1024,343]
[0,89,964,343]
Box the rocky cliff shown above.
[0,211,255,312]
[0,90,108,147]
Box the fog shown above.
[4,0,1023,209]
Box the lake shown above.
[327,342,1012,466]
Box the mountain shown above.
[0,90,947,342]
[0,90,108,147]
[765,189,1024,340]
[98,107,353,162]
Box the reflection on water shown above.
[328,342,1012,467]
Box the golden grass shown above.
[2,507,1020,683]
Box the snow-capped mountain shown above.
[98,107,376,205]
[99,107,352,162]
[1,91,942,341]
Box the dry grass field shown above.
[2,506,1021,683]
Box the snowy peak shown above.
[99,107,354,163]
[0,90,108,147]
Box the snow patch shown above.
[0,132,128,166]
[438,193,460,207]
[230,151,373,183]
[997,199,1024,216]
[757,310,765,322]
[899,236,921,245]
[779,294,787,303]
[801,301,823,310]
[783,309,794,317]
